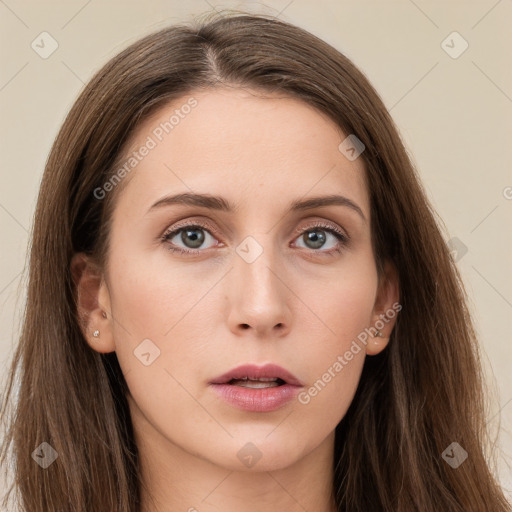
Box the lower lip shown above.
[209,383,301,412]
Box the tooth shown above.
[236,381,280,389]
[233,377,278,382]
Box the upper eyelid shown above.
[162,218,348,242]
[291,220,346,237]
[162,219,218,239]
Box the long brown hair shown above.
[1,10,510,512]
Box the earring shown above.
[93,330,100,338]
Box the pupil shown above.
[182,228,205,248]
[305,230,326,249]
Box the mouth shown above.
[209,363,304,387]
[226,377,287,389]
[209,363,304,412]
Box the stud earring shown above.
[93,330,100,338]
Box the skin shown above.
[72,87,399,512]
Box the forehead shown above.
[112,87,369,217]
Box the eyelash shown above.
[161,220,349,257]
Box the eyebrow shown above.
[147,192,366,222]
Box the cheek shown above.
[107,252,202,339]
[290,254,377,426]
[292,301,371,442]
[106,251,221,391]
[294,248,377,356]
[107,255,211,438]
[297,351,365,439]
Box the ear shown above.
[366,260,400,356]
[70,252,115,354]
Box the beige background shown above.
[1,0,511,505]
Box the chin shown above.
[206,431,310,472]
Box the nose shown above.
[226,242,292,338]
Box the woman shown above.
[1,10,509,512]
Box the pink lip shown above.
[209,363,304,413]
[209,363,304,386]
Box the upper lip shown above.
[209,363,304,387]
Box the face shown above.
[76,87,398,473]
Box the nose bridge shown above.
[228,231,291,334]
[236,241,276,295]
[235,232,281,300]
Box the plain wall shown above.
[1,0,511,505]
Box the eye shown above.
[161,223,219,255]
[292,222,348,256]
[161,220,349,256]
